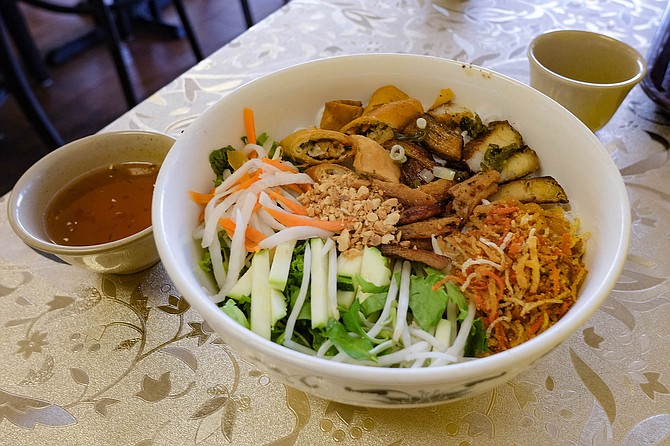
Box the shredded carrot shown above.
[262,157,298,173]
[561,232,572,256]
[219,217,267,245]
[262,206,349,232]
[247,149,258,159]
[491,206,518,215]
[528,314,545,335]
[550,263,560,295]
[231,170,262,192]
[479,268,504,302]
[189,190,215,204]
[432,275,462,291]
[284,183,309,195]
[266,188,308,216]
[243,108,256,145]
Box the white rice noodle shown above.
[450,300,476,356]
[258,191,282,211]
[447,302,458,342]
[283,339,316,356]
[376,341,430,367]
[278,187,303,205]
[257,226,333,250]
[218,193,257,298]
[367,261,401,339]
[392,261,412,343]
[369,339,394,356]
[214,158,263,195]
[317,339,333,357]
[192,221,205,240]
[322,237,335,256]
[328,244,339,319]
[401,324,412,349]
[410,351,458,365]
[499,232,514,251]
[431,235,444,255]
[408,326,448,352]
[249,213,274,237]
[201,189,243,248]
[256,208,287,231]
[241,142,268,158]
[256,171,314,189]
[208,233,227,297]
[283,243,312,343]
[480,236,507,267]
[460,258,502,274]
[271,146,283,160]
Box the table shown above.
[2,1,670,444]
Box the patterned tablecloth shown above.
[2,1,670,444]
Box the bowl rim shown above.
[8,130,176,255]
[153,53,631,383]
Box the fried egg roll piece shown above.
[363,85,411,114]
[320,100,364,131]
[341,98,424,144]
[280,128,356,166]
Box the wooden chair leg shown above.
[171,0,204,61]
[240,0,253,28]
[0,21,62,150]
[91,0,138,107]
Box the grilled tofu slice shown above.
[497,147,540,182]
[462,120,539,181]
[427,102,475,126]
[404,114,463,162]
[491,176,569,204]
[463,120,523,172]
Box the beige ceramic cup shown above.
[528,29,647,131]
[7,130,175,274]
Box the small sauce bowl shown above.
[7,130,175,274]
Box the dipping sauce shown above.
[44,162,159,246]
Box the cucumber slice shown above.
[270,288,287,327]
[250,249,272,339]
[358,246,391,302]
[336,251,363,309]
[310,238,330,329]
[268,239,297,290]
[227,267,252,301]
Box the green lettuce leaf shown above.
[408,273,449,331]
[220,299,250,329]
[324,319,376,361]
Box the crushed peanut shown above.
[298,173,403,255]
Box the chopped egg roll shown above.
[280,128,356,166]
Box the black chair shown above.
[20,0,204,108]
[242,0,290,28]
[0,5,62,150]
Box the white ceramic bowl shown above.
[153,54,630,407]
[8,130,175,274]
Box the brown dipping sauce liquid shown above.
[44,162,159,246]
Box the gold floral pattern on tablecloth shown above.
[3,0,670,444]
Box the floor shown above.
[0,0,287,196]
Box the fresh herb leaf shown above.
[324,320,376,361]
[354,274,390,294]
[341,299,367,337]
[199,249,212,273]
[360,293,387,316]
[209,145,235,186]
[465,318,489,356]
[408,273,449,330]
[445,282,469,321]
[460,114,488,139]
[220,299,250,329]
[481,143,520,172]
